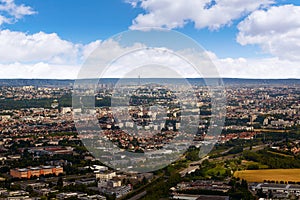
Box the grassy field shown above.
[267,150,294,158]
[234,169,300,182]
[241,160,269,169]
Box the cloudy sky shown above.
[0,0,299,79]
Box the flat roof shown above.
[30,167,41,170]
[261,183,287,189]
[289,185,300,189]
[42,166,54,169]
[17,168,28,172]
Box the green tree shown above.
[57,177,63,189]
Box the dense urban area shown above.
[0,79,300,200]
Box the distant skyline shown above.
[0,0,300,79]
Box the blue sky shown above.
[4,0,264,58]
[4,0,139,43]
[0,0,300,78]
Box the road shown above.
[179,156,209,177]
[210,144,268,161]
[127,191,147,200]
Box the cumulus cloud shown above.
[0,62,80,79]
[237,5,300,61]
[1,27,299,79]
[0,30,81,64]
[0,29,110,64]
[0,0,36,25]
[0,29,103,78]
[3,54,300,79]
[216,56,300,79]
[126,0,273,30]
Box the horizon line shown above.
[0,78,300,80]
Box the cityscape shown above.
[0,79,299,199]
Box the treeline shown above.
[228,178,255,200]
[140,173,182,200]
[0,94,72,109]
[0,97,59,109]
[243,149,300,169]
[0,95,112,109]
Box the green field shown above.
[234,169,300,182]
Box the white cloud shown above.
[0,14,8,24]
[0,62,80,79]
[1,29,300,79]
[216,56,300,79]
[125,0,139,8]
[0,29,107,65]
[0,30,81,64]
[126,0,273,30]
[237,5,300,61]
[81,40,102,60]
[3,53,300,79]
[0,0,36,25]
[0,29,103,78]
